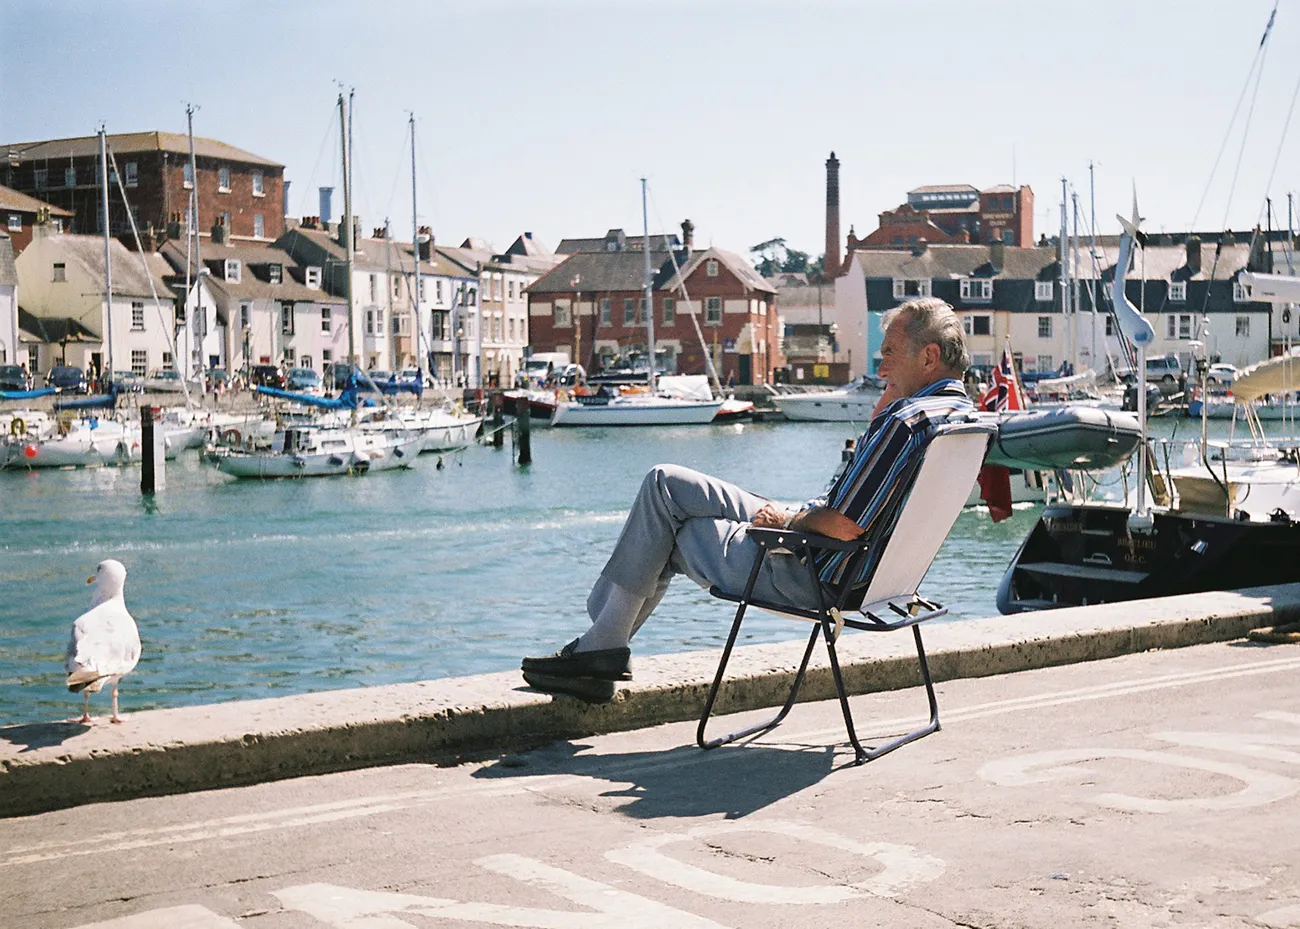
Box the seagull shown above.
[65,559,141,724]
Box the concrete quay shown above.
[2,584,1297,821]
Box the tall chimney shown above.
[1186,234,1202,275]
[680,218,694,250]
[824,152,841,279]
[318,186,334,225]
[417,226,433,261]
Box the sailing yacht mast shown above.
[410,114,424,384]
[641,177,655,390]
[340,94,357,419]
[186,105,203,392]
[98,126,114,377]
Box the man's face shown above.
[877,319,936,397]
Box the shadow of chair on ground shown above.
[473,736,845,820]
[0,720,91,753]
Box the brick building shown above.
[0,132,284,244]
[846,182,1034,250]
[0,185,73,254]
[528,222,780,385]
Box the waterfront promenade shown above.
[2,584,1298,927]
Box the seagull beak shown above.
[86,575,95,584]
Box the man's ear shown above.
[924,343,942,368]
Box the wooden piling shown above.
[492,392,504,448]
[517,395,532,466]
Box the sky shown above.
[3,0,1298,261]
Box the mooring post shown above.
[517,394,532,465]
[139,404,164,494]
[492,392,504,448]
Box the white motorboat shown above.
[551,391,724,426]
[770,377,882,422]
[359,406,483,453]
[216,425,424,479]
[0,416,163,470]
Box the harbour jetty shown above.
[2,583,1296,819]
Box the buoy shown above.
[23,443,37,458]
[9,417,25,436]
[220,428,242,446]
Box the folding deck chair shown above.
[697,418,997,764]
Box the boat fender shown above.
[326,455,344,467]
[220,428,242,446]
[9,417,25,436]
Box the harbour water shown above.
[2,419,1061,726]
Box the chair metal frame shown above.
[696,419,996,765]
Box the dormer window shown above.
[224,258,241,283]
[305,266,322,288]
[1034,281,1054,301]
[960,279,993,302]
[218,167,231,192]
[706,260,719,277]
[269,263,283,284]
[1169,281,1186,302]
[1233,281,1248,303]
[892,279,931,299]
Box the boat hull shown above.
[985,406,1141,471]
[997,503,1300,612]
[771,390,879,422]
[550,398,724,426]
[216,432,423,479]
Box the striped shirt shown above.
[812,378,973,588]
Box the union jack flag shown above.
[980,342,1027,412]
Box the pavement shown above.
[3,637,1299,929]
[3,584,1299,819]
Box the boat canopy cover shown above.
[54,389,118,411]
[1231,354,1300,403]
[0,388,58,400]
[255,386,356,410]
[656,375,713,401]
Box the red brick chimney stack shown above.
[824,152,841,279]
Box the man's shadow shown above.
[474,738,839,820]
[0,721,92,753]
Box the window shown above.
[432,309,450,341]
[34,168,47,190]
[509,318,516,340]
[283,347,295,364]
[419,278,428,302]
[253,214,265,239]
[600,297,611,325]
[392,275,402,299]
[1233,281,1248,302]
[1037,316,1052,338]
[131,302,145,330]
[1236,316,1251,337]
[554,300,571,328]
[280,305,294,335]
[239,303,250,329]
[321,307,331,331]
[1034,281,1054,301]
[161,351,173,369]
[218,167,231,192]
[131,350,147,376]
[663,297,676,325]
[220,211,231,233]
[183,162,194,188]
[1106,315,1115,336]
[369,274,378,302]
[706,260,719,277]
[252,171,264,197]
[706,296,722,325]
[1037,354,1054,372]
[960,279,992,301]
[224,259,241,283]
[1167,313,1192,340]
[963,314,992,336]
[1001,229,1014,244]
[301,355,312,370]
[322,349,332,363]
[175,302,186,325]
[1169,281,1187,302]
[268,263,282,284]
[466,287,477,306]
[366,309,382,336]
[392,313,410,336]
[508,280,516,300]
[6,214,19,232]
[64,166,76,188]
[435,279,444,303]
[624,297,636,324]
[891,279,931,299]
[124,162,138,187]
[305,266,322,288]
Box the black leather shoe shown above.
[522,670,616,704]
[521,639,632,681]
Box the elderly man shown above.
[522,297,974,703]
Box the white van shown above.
[518,352,571,386]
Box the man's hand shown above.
[751,503,792,528]
[873,381,903,417]
[788,505,864,541]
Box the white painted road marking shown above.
[605,819,944,901]
[6,653,1298,869]
[68,905,240,929]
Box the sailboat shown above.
[550,179,724,427]
[997,199,1300,612]
[216,94,423,479]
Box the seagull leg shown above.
[77,691,90,724]
[110,683,123,724]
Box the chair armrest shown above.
[746,526,870,553]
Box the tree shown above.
[749,237,787,277]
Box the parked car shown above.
[1144,354,1184,384]
[0,364,28,391]
[249,365,286,389]
[144,369,194,393]
[286,367,323,395]
[45,365,88,394]
[330,362,357,390]
[1206,362,1238,386]
[110,371,145,393]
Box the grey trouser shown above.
[590,464,824,640]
